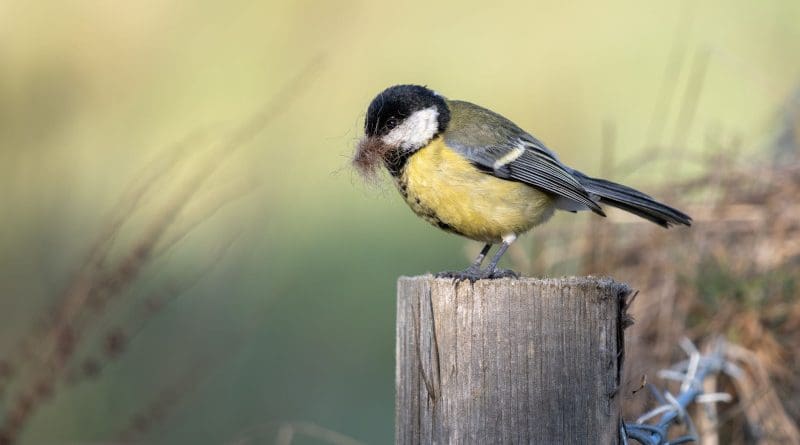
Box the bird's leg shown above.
[484,234,519,279]
[435,243,492,281]
[436,236,519,281]
[467,243,492,272]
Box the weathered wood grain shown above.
[396,276,631,445]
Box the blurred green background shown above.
[1,1,799,444]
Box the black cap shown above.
[364,85,451,137]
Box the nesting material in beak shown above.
[352,136,392,182]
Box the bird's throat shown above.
[383,148,414,177]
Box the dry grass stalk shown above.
[0,59,323,444]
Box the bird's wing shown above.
[443,100,605,215]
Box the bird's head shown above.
[364,84,450,149]
[354,85,450,178]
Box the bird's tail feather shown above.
[574,171,692,228]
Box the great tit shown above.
[355,84,691,280]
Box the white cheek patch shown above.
[381,107,439,149]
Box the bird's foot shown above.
[486,268,519,279]
[435,267,519,283]
[435,266,483,283]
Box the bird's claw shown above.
[487,268,519,279]
[435,269,482,283]
[435,267,519,283]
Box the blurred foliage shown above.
[1,1,800,444]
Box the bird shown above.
[354,84,691,281]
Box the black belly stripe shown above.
[416,204,464,237]
[435,220,457,232]
[397,180,408,198]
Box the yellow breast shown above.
[397,137,555,243]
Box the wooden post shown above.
[396,276,631,444]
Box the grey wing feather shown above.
[443,100,605,215]
[572,171,692,227]
[505,137,604,214]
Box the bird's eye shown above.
[386,117,399,129]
